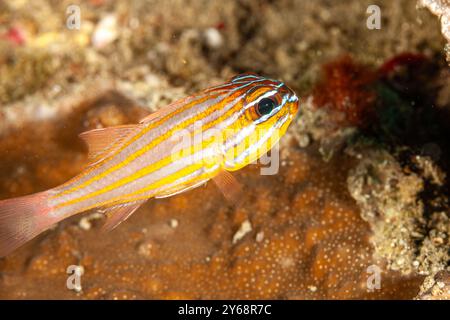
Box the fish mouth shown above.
[280,83,299,115]
[287,93,299,117]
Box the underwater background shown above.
[0,0,449,299]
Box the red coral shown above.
[312,56,377,127]
[378,52,427,77]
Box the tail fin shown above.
[0,191,59,257]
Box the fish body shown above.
[0,74,299,256]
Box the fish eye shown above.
[256,98,276,117]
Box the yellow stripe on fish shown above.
[73,163,217,214]
[55,137,220,209]
[57,92,226,196]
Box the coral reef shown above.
[293,53,450,277]
[347,149,449,275]
[0,100,424,298]
[418,0,450,65]
[290,49,450,277]
[292,95,357,161]
[0,0,445,106]
[416,270,450,299]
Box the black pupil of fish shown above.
[257,98,276,116]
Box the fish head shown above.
[215,73,299,171]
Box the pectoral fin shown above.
[101,200,146,232]
[212,171,243,206]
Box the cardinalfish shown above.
[0,74,299,257]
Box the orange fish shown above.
[0,74,299,256]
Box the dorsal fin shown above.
[139,88,229,124]
[139,96,191,124]
[79,124,142,165]
[101,200,146,232]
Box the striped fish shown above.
[0,74,299,257]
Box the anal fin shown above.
[101,200,146,232]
